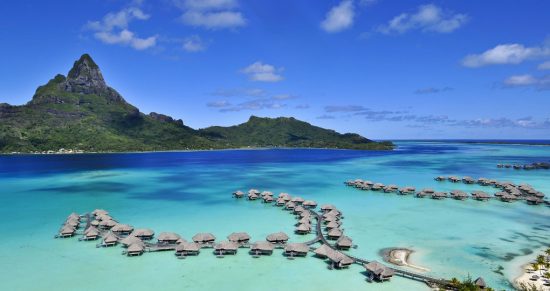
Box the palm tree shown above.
[532,263,539,274]
[536,255,545,275]
[545,248,550,257]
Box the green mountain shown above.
[0,54,393,153]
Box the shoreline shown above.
[512,251,550,291]
[380,248,431,272]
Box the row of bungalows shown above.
[284,243,309,257]
[498,162,550,170]
[58,212,82,238]
[250,241,275,256]
[214,241,239,256]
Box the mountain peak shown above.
[66,54,106,89]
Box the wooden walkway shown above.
[306,210,453,288]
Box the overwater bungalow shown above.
[324,209,341,217]
[383,185,398,193]
[120,235,142,247]
[326,250,354,269]
[422,188,435,194]
[92,209,109,216]
[232,190,244,198]
[261,191,273,197]
[291,197,305,204]
[526,196,543,205]
[275,197,286,206]
[336,236,353,250]
[298,217,311,225]
[96,214,113,221]
[248,192,259,200]
[471,191,490,201]
[398,186,415,195]
[415,191,428,198]
[431,192,447,200]
[192,233,216,246]
[266,232,289,244]
[262,196,274,203]
[59,225,76,237]
[175,242,201,256]
[299,211,312,219]
[320,204,337,212]
[477,177,490,185]
[450,190,468,201]
[284,243,309,257]
[434,176,446,181]
[353,179,364,187]
[371,183,385,191]
[111,223,134,235]
[214,241,238,255]
[250,241,274,256]
[327,228,343,240]
[65,219,80,228]
[157,232,181,244]
[323,216,338,224]
[83,226,100,240]
[500,194,517,202]
[67,213,80,221]
[314,244,333,258]
[363,180,374,186]
[102,232,118,247]
[294,205,306,214]
[126,242,145,256]
[99,219,117,229]
[249,189,260,195]
[448,176,461,183]
[462,176,475,184]
[176,238,187,244]
[132,229,155,240]
[325,221,340,230]
[295,223,311,234]
[285,201,296,210]
[227,232,251,244]
[494,191,505,197]
[302,200,317,208]
[278,192,291,199]
[364,261,395,282]
[90,220,100,227]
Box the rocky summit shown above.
[0,54,393,153]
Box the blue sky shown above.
[1,0,549,139]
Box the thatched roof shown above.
[263,196,274,202]
[84,226,100,236]
[233,190,244,197]
[422,188,435,194]
[176,242,201,252]
[278,193,291,199]
[91,220,100,226]
[284,243,309,253]
[314,244,332,257]
[320,204,336,211]
[474,277,486,288]
[92,209,109,216]
[299,211,311,218]
[249,189,260,194]
[214,241,239,251]
[120,235,142,246]
[326,250,354,265]
[99,219,117,227]
[111,223,134,232]
[60,225,75,235]
[285,201,296,209]
[65,219,79,227]
[303,200,317,207]
[67,213,80,221]
[298,217,311,224]
[336,236,353,248]
[296,223,311,232]
[132,228,154,237]
[192,233,216,243]
[266,232,289,242]
[176,238,187,244]
[364,261,395,277]
[127,243,144,253]
[261,191,273,196]
[328,228,343,237]
[325,221,340,229]
[251,241,274,251]
[294,206,306,213]
[324,216,338,222]
[158,232,181,242]
[227,232,251,242]
[291,197,305,203]
[472,191,490,198]
[324,209,341,217]
[103,232,118,244]
[96,214,113,221]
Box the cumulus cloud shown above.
[241,62,284,82]
[503,74,550,90]
[538,61,550,70]
[321,0,355,33]
[183,35,207,52]
[86,6,157,50]
[175,0,246,29]
[378,4,467,34]
[462,43,550,68]
[414,87,453,94]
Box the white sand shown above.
[389,249,430,272]
[514,263,550,291]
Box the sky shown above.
[0,0,549,139]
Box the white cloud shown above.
[378,4,467,34]
[503,74,550,90]
[241,61,284,82]
[538,61,550,70]
[462,43,550,68]
[181,11,245,29]
[183,35,207,52]
[321,0,355,33]
[87,6,157,50]
[175,0,246,29]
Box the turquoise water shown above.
[0,142,549,291]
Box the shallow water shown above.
[0,142,549,290]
